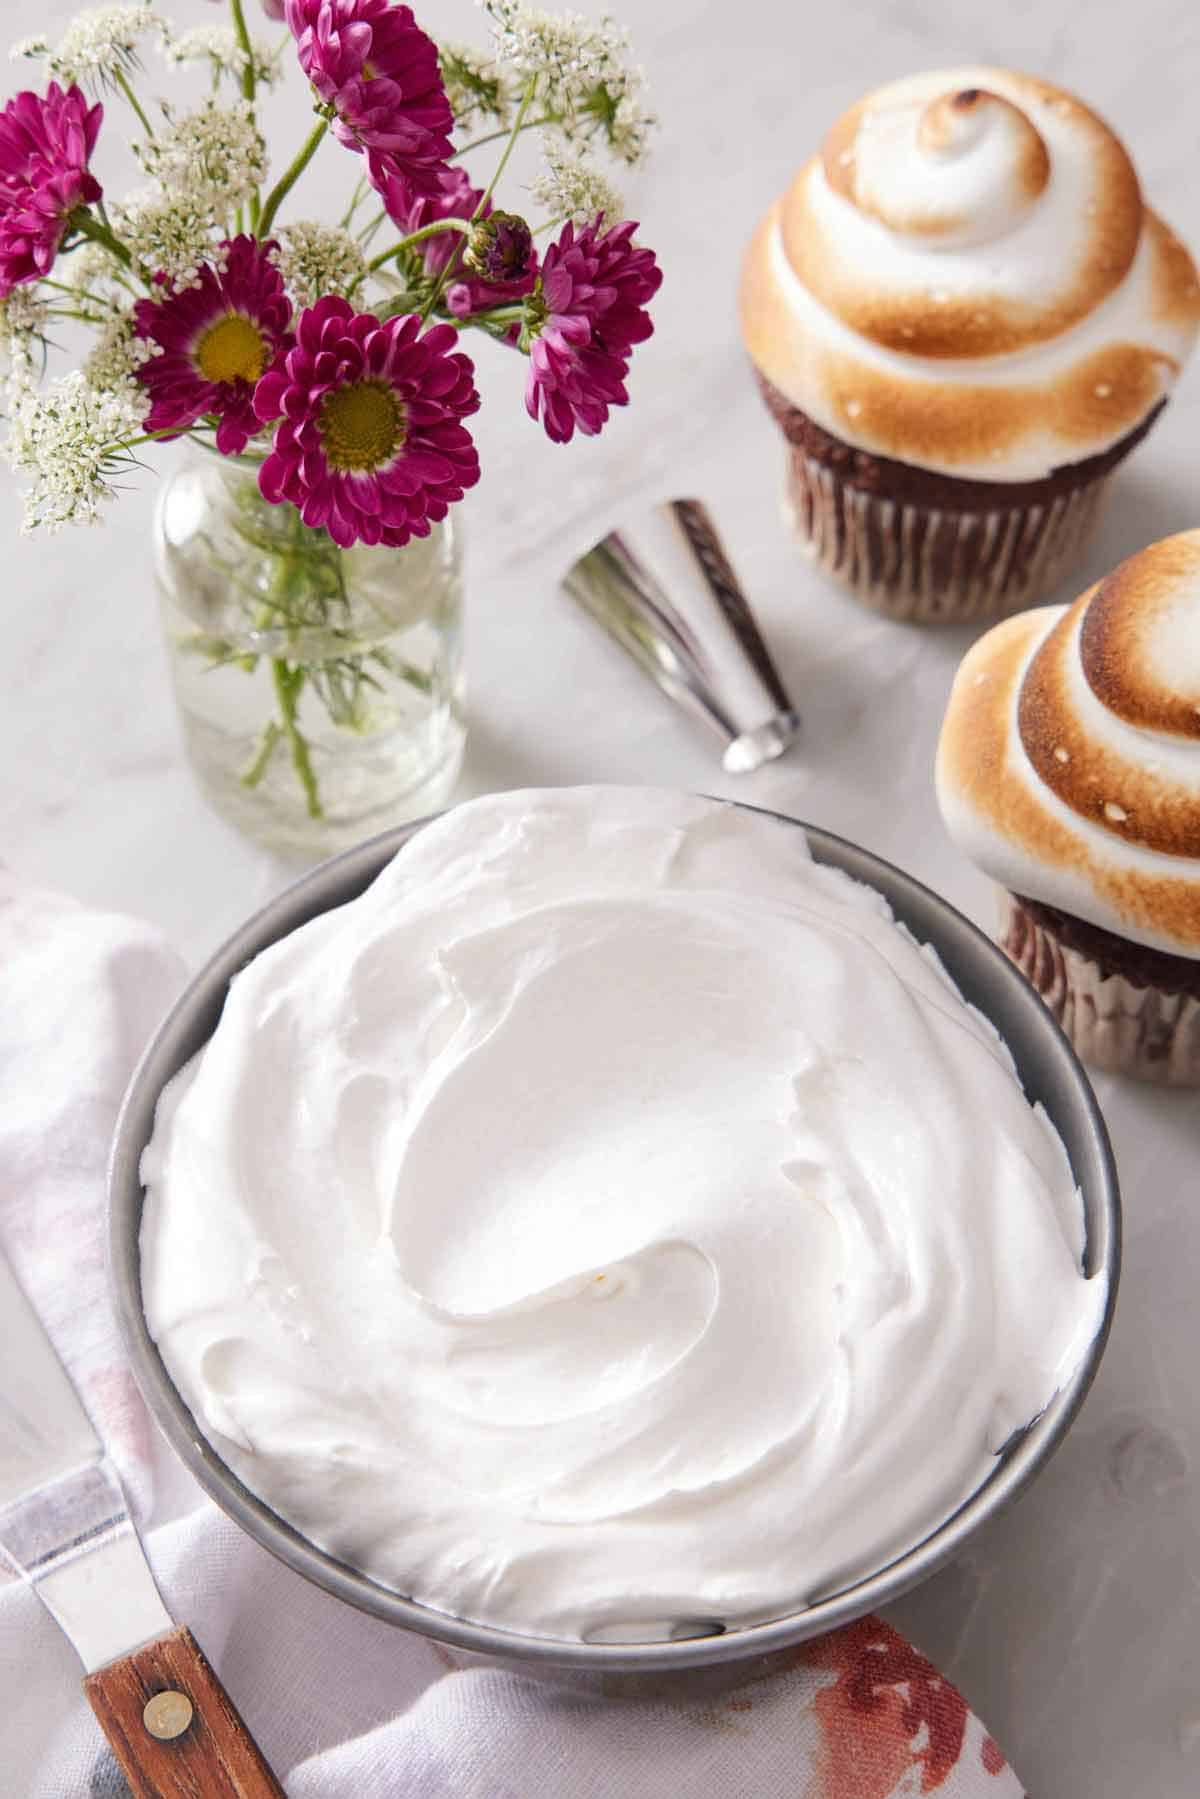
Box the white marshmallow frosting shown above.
[141,788,1105,1641]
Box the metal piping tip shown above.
[562,498,801,774]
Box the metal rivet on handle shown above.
[143,1690,194,1740]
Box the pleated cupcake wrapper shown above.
[999,892,1200,1086]
[782,446,1112,624]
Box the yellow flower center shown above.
[195,313,268,386]
[319,380,406,473]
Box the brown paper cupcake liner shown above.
[783,447,1112,625]
[999,892,1200,1085]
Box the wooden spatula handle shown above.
[83,1623,286,1798]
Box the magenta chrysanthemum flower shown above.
[286,0,453,195]
[0,83,103,296]
[133,237,294,456]
[253,297,480,549]
[524,217,662,445]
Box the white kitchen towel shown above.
[0,873,1025,1798]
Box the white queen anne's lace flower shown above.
[110,188,221,289]
[6,370,147,532]
[84,310,152,391]
[0,288,49,404]
[273,222,367,308]
[480,2,654,165]
[12,3,167,91]
[482,1,609,101]
[530,137,623,224]
[135,99,267,216]
[438,40,513,129]
[60,241,132,313]
[602,74,654,166]
[112,100,267,284]
[162,25,282,90]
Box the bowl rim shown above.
[108,798,1121,1672]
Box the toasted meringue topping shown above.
[825,86,1051,252]
[937,533,1200,952]
[741,68,1200,479]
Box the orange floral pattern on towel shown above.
[801,1616,1019,1797]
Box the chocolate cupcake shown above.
[740,70,1200,623]
[936,532,1200,1083]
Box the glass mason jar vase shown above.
[154,454,466,859]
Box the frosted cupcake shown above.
[740,70,1200,623]
[937,532,1200,1083]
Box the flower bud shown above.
[463,212,533,285]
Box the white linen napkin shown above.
[0,872,1026,1798]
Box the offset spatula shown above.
[0,1249,284,1797]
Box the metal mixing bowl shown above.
[108,803,1120,1673]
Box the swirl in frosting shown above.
[740,68,1200,479]
[141,788,1104,1641]
[937,531,1200,954]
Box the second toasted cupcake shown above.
[740,69,1200,623]
[936,531,1200,1083]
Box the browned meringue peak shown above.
[937,533,1200,955]
[792,71,1144,359]
[740,66,1200,480]
[1017,536,1200,859]
[824,87,1050,246]
[1079,533,1200,737]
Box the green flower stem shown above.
[228,0,261,226]
[272,659,322,818]
[454,113,557,156]
[365,216,472,276]
[341,174,367,229]
[113,426,207,455]
[113,68,155,140]
[241,718,282,788]
[357,207,388,247]
[475,82,538,214]
[70,209,134,272]
[229,0,257,102]
[243,501,331,817]
[41,277,120,312]
[476,304,527,324]
[47,305,110,325]
[376,291,434,321]
[423,78,537,321]
[258,118,329,236]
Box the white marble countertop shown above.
[5,1,1200,1792]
